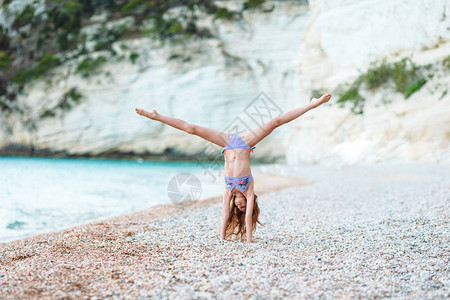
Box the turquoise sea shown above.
[0,156,224,243]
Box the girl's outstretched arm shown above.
[135,108,231,147]
[220,189,232,241]
[243,93,332,147]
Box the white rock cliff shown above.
[289,0,450,165]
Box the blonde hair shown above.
[220,194,263,241]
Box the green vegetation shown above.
[0,98,9,112]
[165,19,183,35]
[40,87,84,118]
[1,0,266,104]
[358,57,421,95]
[333,57,430,114]
[75,56,107,77]
[58,87,83,109]
[47,5,83,51]
[0,25,10,50]
[12,5,35,28]
[121,0,148,14]
[129,52,139,64]
[0,52,13,71]
[357,60,392,90]
[243,0,266,9]
[118,0,232,40]
[94,39,114,52]
[2,0,14,6]
[65,87,83,103]
[336,86,365,114]
[40,108,56,118]
[147,17,198,40]
[61,1,83,14]
[214,7,236,20]
[93,23,129,53]
[405,77,427,99]
[390,58,421,94]
[11,54,60,84]
[443,55,450,70]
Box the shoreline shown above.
[0,151,284,164]
[0,158,296,245]
[0,170,307,247]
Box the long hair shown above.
[223,194,263,241]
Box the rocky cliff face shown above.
[1,0,449,165]
[0,1,310,162]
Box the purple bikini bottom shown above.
[224,174,254,194]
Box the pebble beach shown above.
[0,162,449,299]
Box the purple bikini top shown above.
[221,135,255,155]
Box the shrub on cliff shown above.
[75,56,107,78]
[243,0,266,10]
[11,54,61,84]
[0,53,13,72]
[12,5,36,29]
[359,58,421,95]
[443,55,450,71]
[40,87,84,118]
[0,25,10,51]
[333,57,431,114]
[336,86,365,114]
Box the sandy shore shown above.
[0,163,449,299]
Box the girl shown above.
[135,93,332,243]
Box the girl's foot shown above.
[310,93,332,108]
[135,108,158,120]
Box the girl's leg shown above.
[243,93,331,147]
[135,108,231,147]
